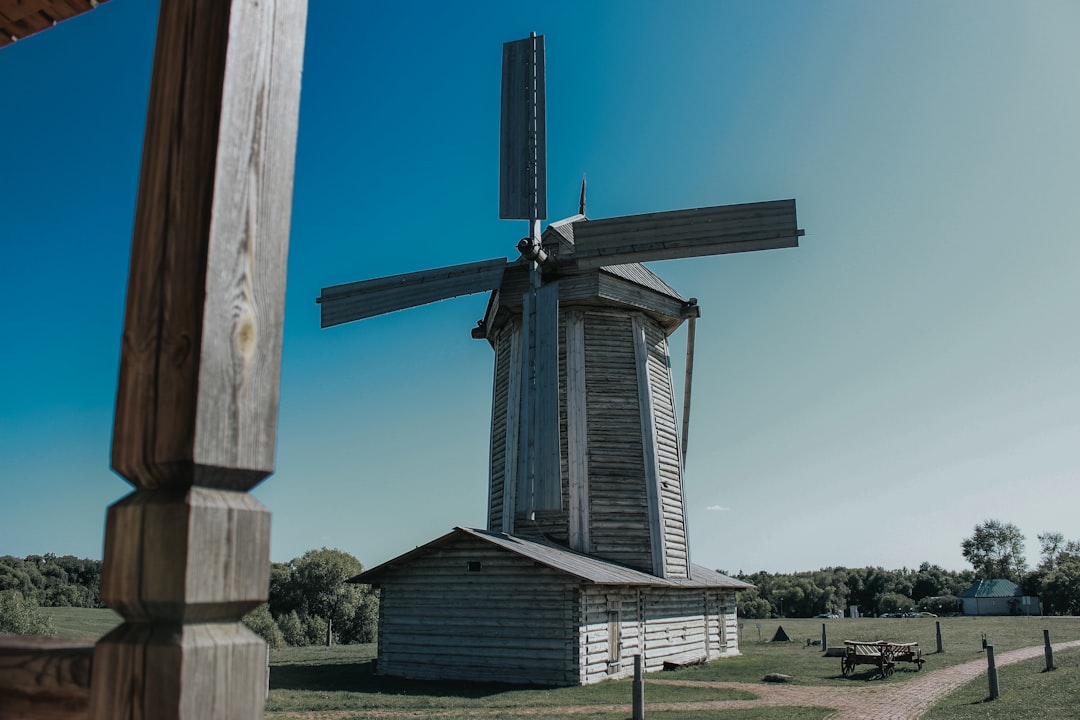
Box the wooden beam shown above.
[0,636,92,719]
[94,0,307,718]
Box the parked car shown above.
[813,613,840,619]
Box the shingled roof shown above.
[353,526,752,590]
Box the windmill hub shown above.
[516,236,549,265]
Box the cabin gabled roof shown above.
[959,578,1024,598]
[352,526,752,590]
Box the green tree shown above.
[961,519,1027,582]
[242,603,285,648]
[0,589,54,635]
[267,548,379,645]
[876,591,914,615]
[735,587,772,619]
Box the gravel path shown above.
[266,639,1080,720]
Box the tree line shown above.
[959,519,1080,616]
[732,520,1080,618]
[733,562,974,618]
[0,548,378,646]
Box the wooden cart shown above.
[840,640,924,678]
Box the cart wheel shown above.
[883,662,895,678]
[916,659,924,672]
[842,657,853,676]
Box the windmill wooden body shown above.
[324,34,802,685]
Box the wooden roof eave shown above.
[0,0,110,49]
[352,526,753,591]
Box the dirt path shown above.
[266,639,1080,720]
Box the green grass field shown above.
[40,606,121,639]
[669,615,1080,685]
[37,609,1079,718]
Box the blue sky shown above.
[1,1,1077,575]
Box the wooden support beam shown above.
[93,1,307,718]
[0,636,93,719]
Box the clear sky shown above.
[2,1,1077,576]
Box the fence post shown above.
[936,621,943,653]
[821,623,827,649]
[1044,629,1055,672]
[632,654,644,720]
[986,645,999,700]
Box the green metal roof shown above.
[959,578,1023,598]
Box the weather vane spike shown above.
[579,174,587,216]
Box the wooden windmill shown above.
[319,34,802,580]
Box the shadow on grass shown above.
[270,659,549,698]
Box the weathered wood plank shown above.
[94,1,307,718]
[0,636,92,720]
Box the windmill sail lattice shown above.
[319,34,804,579]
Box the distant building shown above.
[959,579,1041,616]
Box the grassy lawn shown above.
[267,644,756,713]
[667,616,1080,686]
[922,646,1080,720]
[40,606,121,639]
[34,609,1079,718]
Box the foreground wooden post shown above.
[821,623,827,649]
[936,620,943,653]
[1043,629,1055,671]
[91,1,307,718]
[632,654,644,720]
[986,645,999,700]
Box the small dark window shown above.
[467,561,483,572]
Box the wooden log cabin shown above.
[355,215,751,686]
[0,0,306,717]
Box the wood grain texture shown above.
[0,636,92,719]
[100,488,271,622]
[111,0,307,491]
[93,1,307,718]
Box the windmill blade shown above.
[571,199,803,269]
[499,34,547,220]
[317,258,508,328]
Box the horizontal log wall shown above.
[376,537,578,686]
[578,586,739,683]
[642,589,709,672]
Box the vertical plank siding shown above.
[565,311,589,552]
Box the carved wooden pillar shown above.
[91,1,307,718]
